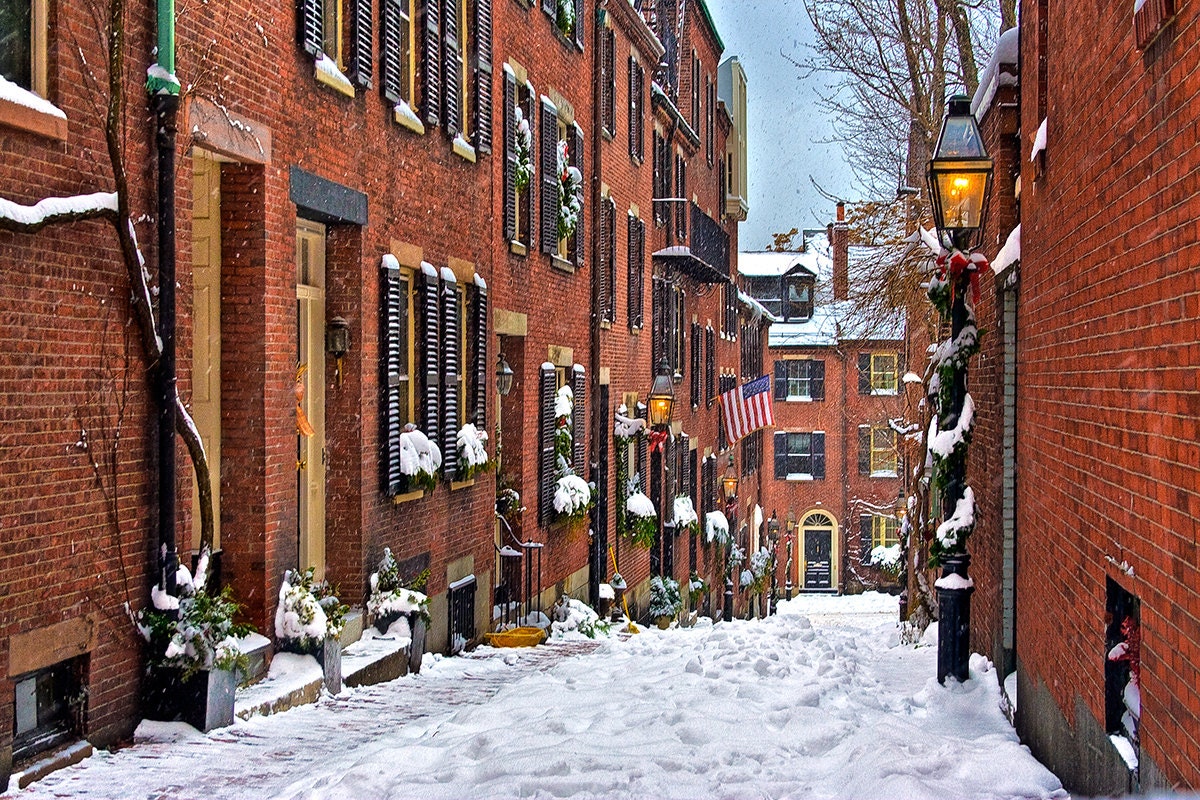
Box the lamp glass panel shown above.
[934,170,988,230]
[935,116,986,158]
[648,396,672,426]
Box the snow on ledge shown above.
[0,74,66,120]
[992,225,1020,274]
[1030,118,1048,162]
[0,191,117,227]
[934,573,975,590]
[315,54,355,97]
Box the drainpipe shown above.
[588,0,607,607]
[149,0,181,595]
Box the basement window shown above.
[13,659,83,761]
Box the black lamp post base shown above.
[723,576,734,622]
[937,553,974,684]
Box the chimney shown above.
[832,202,849,301]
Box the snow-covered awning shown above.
[653,245,730,285]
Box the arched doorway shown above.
[799,510,839,591]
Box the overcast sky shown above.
[706,0,853,251]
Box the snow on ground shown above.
[10,593,1066,800]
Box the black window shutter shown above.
[774,360,787,400]
[538,364,557,524]
[705,326,715,408]
[381,0,403,103]
[474,0,493,153]
[812,360,825,401]
[602,30,615,135]
[651,276,664,378]
[441,0,460,135]
[859,514,873,564]
[858,425,871,475]
[383,259,403,495]
[573,0,584,48]
[441,277,460,481]
[813,432,826,479]
[421,0,441,127]
[652,134,662,224]
[572,366,586,474]
[422,269,441,450]
[635,65,645,160]
[473,281,488,427]
[502,71,517,241]
[540,98,559,254]
[570,123,585,266]
[636,420,649,492]
[598,199,611,322]
[773,431,787,479]
[350,0,373,89]
[627,56,636,158]
[606,198,617,320]
[300,0,323,56]
[690,322,700,409]
[858,352,872,394]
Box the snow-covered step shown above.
[234,653,323,720]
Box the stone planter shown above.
[279,636,342,694]
[408,614,426,674]
[655,616,672,630]
[373,610,404,635]
[143,665,236,732]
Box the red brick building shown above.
[0,0,753,781]
[741,206,914,595]
[962,4,1200,792]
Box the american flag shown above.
[720,374,775,445]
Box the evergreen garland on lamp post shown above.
[925,95,993,684]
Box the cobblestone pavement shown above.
[12,639,607,800]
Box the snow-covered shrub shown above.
[550,597,612,639]
[275,567,347,654]
[649,576,682,620]
[870,543,902,576]
[626,490,657,548]
[554,474,593,520]
[556,139,583,241]
[728,542,745,570]
[496,486,522,517]
[704,510,730,547]
[456,423,491,481]
[368,547,430,626]
[135,548,253,679]
[748,548,773,594]
[555,0,576,38]
[613,404,645,442]
[673,495,699,534]
[687,572,708,602]
[1107,615,1141,755]
[551,381,592,522]
[398,423,442,492]
[513,105,534,193]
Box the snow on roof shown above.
[737,290,779,324]
[738,249,827,278]
[971,28,1020,118]
[992,224,1020,274]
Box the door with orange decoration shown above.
[295,220,327,578]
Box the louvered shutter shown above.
[598,199,611,322]
[652,134,662,224]
[502,71,517,241]
[442,0,461,135]
[383,260,404,495]
[773,432,787,479]
[572,366,586,474]
[441,279,460,481]
[651,276,664,379]
[813,432,826,479]
[381,0,404,102]
[602,30,615,135]
[812,360,825,401]
[350,0,373,88]
[705,327,715,407]
[774,361,787,400]
[860,515,873,564]
[627,56,636,158]
[572,0,584,46]
[473,282,488,427]
[679,434,691,499]
[540,99,559,254]
[300,0,323,56]
[570,123,585,266]
[627,216,644,330]
[858,352,872,394]
[422,269,441,450]
[690,323,700,409]
[636,420,649,492]
[605,199,617,320]
[858,425,871,475]
[634,65,644,160]
[473,0,493,152]
[421,0,441,126]
[538,364,557,524]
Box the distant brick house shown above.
[741,205,920,594]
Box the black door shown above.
[804,530,832,589]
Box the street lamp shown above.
[767,513,781,616]
[926,94,993,684]
[647,358,675,428]
[496,354,514,397]
[720,454,738,622]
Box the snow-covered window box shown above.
[456,423,492,482]
[673,495,698,534]
[368,547,430,633]
[705,510,731,548]
[626,490,657,547]
[397,424,442,494]
[554,474,593,522]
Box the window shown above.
[381,0,415,109]
[13,660,81,761]
[537,361,586,524]
[1,0,46,96]
[858,425,897,476]
[740,322,761,378]
[691,52,700,129]
[652,276,685,381]
[554,120,584,264]
[652,130,670,226]
[299,0,369,95]
[773,431,826,480]
[773,359,825,402]
[627,213,645,329]
[858,352,898,394]
[782,275,814,321]
[871,515,899,550]
[323,0,345,68]
[722,282,738,339]
[601,27,616,137]
[690,322,701,410]
[674,153,687,240]
[705,74,714,167]
[704,325,715,407]
[504,70,535,249]
[628,58,644,161]
[598,195,617,323]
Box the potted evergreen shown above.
[649,575,682,629]
[275,567,348,692]
[137,548,252,731]
[367,548,430,672]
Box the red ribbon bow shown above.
[647,429,669,453]
[935,249,987,305]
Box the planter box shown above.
[278,636,342,694]
[143,665,236,732]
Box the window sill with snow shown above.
[0,76,67,140]
[314,55,355,98]
[393,101,425,135]
[551,254,575,274]
[391,488,425,505]
[786,395,813,403]
[450,478,475,491]
[452,134,477,163]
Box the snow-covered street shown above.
[9,594,1067,800]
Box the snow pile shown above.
[992,224,1021,274]
[1031,118,1048,161]
[553,474,592,517]
[275,574,328,644]
[456,423,490,479]
[398,424,441,478]
[672,495,698,529]
[705,510,730,546]
[0,191,116,227]
[549,597,612,639]
[0,74,66,119]
[936,487,977,549]
[626,491,655,518]
[871,543,903,572]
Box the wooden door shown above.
[295,220,327,578]
[191,152,222,552]
[803,529,832,589]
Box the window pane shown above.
[323,0,341,63]
[0,0,32,89]
[872,353,898,391]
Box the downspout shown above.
[588,0,607,606]
[149,0,181,595]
